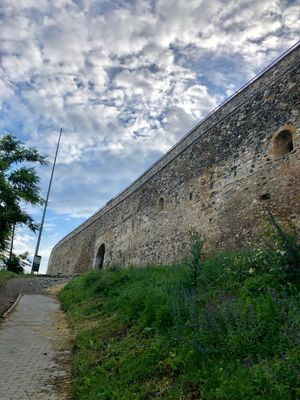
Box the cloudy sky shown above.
[1,0,299,273]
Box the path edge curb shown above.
[1,293,22,319]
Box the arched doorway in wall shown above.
[95,243,105,269]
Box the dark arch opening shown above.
[158,197,164,211]
[273,130,293,157]
[95,243,105,269]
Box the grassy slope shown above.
[60,251,300,400]
[0,270,17,288]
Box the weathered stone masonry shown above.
[48,44,300,275]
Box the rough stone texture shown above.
[0,294,72,400]
[48,44,300,275]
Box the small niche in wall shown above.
[259,193,271,201]
[269,124,296,160]
[231,165,237,177]
[158,197,165,211]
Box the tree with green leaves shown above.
[0,134,46,253]
[1,251,31,274]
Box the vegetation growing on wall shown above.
[60,223,300,400]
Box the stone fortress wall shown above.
[47,44,300,275]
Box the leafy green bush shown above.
[264,208,300,283]
[186,230,204,289]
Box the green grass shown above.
[0,270,17,288]
[60,249,300,400]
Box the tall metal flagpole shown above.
[31,128,63,273]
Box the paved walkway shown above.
[0,294,72,400]
[0,276,72,316]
